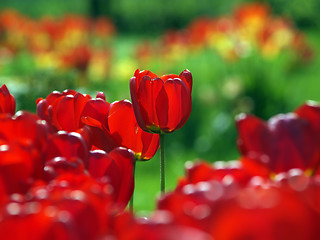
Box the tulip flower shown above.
[130,69,192,194]
[0,111,48,194]
[36,89,109,148]
[130,69,192,134]
[0,84,15,115]
[89,148,135,209]
[82,99,159,211]
[236,103,320,174]
[82,99,159,160]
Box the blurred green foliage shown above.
[0,0,319,32]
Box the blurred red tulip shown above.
[176,159,269,191]
[0,84,15,115]
[89,148,135,209]
[130,69,192,134]
[236,105,320,173]
[0,111,48,193]
[45,131,89,167]
[0,173,115,240]
[112,211,212,240]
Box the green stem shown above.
[129,158,136,213]
[160,134,165,195]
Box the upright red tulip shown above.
[130,69,192,134]
[0,84,15,115]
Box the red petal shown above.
[137,76,164,131]
[45,131,89,167]
[108,147,135,208]
[179,69,193,92]
[55,95,77,131]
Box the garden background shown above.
[0,0,319,212]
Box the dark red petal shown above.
[155,85,169,131]
[269,114,320,172]
[45,131,89,168]
[130,76,148,132]
[37,99,50,122]
[140,131,159,160]
[0,84,15,115]
[88,150,115,178]
[81,98,110,127]
[137,76,164,131]
[107,100,159,160]
[83,117,118,152]
[55,95,77,131]
[179,69,193,92]
[96,91,106,100]
[107,100,142,151]
[159,79,192,132]
[174,80,192,131]
[295,101,320,133]
[74,93,91,127]
[235,114,271,159]
[108,147,135,208]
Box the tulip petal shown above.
[108,147,135,208]
[55,95,77,131]
[137,76,164,131]
[179,69,193,92]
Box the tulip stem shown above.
[129,159,136,213]
[160,134,165,195]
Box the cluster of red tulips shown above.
[0,65,320,239]
[0,69,196,239]
[0,10,114,78]
[136,3,312,65]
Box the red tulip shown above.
[176,159,269,191]
[112,211,212,240]
[36,89,108,148]
[236,106,320,173]
[45,131,89,167]
[0,173,115,240]
[0,84,15,115]
[130,69,192,133]
[36,89,92,132]
[88,148,135,209]
[0,111,48,193]
[83,100,159,160]
[43,131,89,180]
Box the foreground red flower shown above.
[0,111,48,194]
[89,148,135,208]
[236,102,320,174]
[130,69,192,134]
